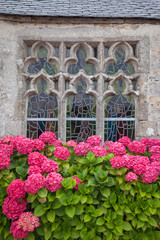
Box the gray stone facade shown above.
[0,16,160,141]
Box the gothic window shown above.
[24,41,139,142]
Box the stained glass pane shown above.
[27,80,58,139]
[68,48,96,75]
[104,79,135,141]
[106,48,135,75]
[66,79,96,142]
[28,46,58,75]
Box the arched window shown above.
[27,80,58,139]
[66,80,96,142]
[104,79,135,141]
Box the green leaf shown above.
[148,217,158,227]
[138,213,148,222]
[106,177,115,186]
[149,207,157,215]
[16,166,28,175]
[106,231,113,240]
[122,222,133,231]
[88,177,98,186]
[96,217,105,225]
[25,232,35,240]
[86,151,95,161]
[27,193,37,203]
[65,206,75,218]
[80,195,87,204]
[47,210,55,223]
[38,188,48,198]
[44,227,52,240]
[34,204,46,217]
[92,209,103,217]
[79,158,90,165]
[100,188,110,198]
[61,177,76,189]
[52,199,62,209]
[59,195,68,206]
[110,192,117,205]
[48,192,55,202]
[137,220,145,229]
[84,213,92,222]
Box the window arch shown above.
[66,79,96,142]
[27,79,58,139]
[104,79,135,142]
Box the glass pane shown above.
[27,121,58,139]
[28,46,58,75]
[66,79,96,142]
[66,120,96,143]
[106,48,135,75]
[104,120,135,142]
[27,80,58,138]
[67,48,96,75]
[104,79,135,142]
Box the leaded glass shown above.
[68,48,96,75]
[106,48,135,75]
[66,80,96,142]
[28,46,58,75]
[104,79,135,141]
[27,80,58,139]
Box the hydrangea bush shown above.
[0,133,160,240]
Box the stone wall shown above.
[0,16,159,140]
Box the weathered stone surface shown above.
[0,17,159,140]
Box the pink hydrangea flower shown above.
[150,154,160,162]
[72,176,84,190]
[10,221,29,239]
[51,140,63,147]
[27,152,46,167]
[86,135,102,146]
[128,141,146,154]
[0,144,14,157]
[91,146,107,157]
[54,147,70,160]
[25,173,45,194]
[33,139,45,151]
[16,138,34,155]
[150,161,160,174]
[39,131,57,144]
[142,165,159,183]
[149,146,160,154]
[17,212,40,232]
[74,142,92,156]
[66,140,77,147]
[149,138,160,147]
[41,158,59,173]
[126,172,138,182]
[108,142,126,156]
[122,155,136,170]
[0,153,10,170]
[7,179,25,199]
[45,172,63,192]
[140,138,152,148]
[110,156,126,169]
[2,197,27,220]
[103,141,113,148]
[28,165,43,175]
[11,135,26,149]
[132,156,150,175]
[118,136,131,147]
[0,135,13,145]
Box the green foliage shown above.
[1,143,160,240]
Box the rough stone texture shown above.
[0,16,160,140]
[1,0,160,19]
